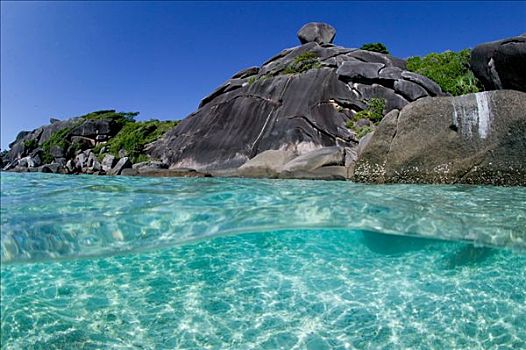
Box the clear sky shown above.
[1,1,525,150]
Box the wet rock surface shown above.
[353,90,526,185]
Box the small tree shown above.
[360,43,390,54]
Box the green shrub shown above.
[83,110,139,130]
[23,139,38,151]
[356,125,374,139]
[353,98,385,123]
[345,98,386,138]
[283,51,321,74]
[104,120,178,163]
[37,110,177,164]
[41,124,79,163]
[360,43,389,54]
[406,49,482,96]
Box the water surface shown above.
[1,173,525,349]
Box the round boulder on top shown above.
[297,22,336,45]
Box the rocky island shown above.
[2,23,525,185]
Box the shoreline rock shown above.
[2,25,525,186]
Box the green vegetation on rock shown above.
[23,139,38,151]
[38,110,177,164]
[41,124,79,164]
[360,43,390,54]
[353,98,385,123]
[283,51,321,74]
[346,98,385,138]
[96,119,178,163]
[406,49,482,96]
[84,110,139,129]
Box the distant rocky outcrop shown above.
[353,90,526,185]
[1,110,184,176]
[150,23,445,172]
[470,34,526,92]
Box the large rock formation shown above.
[150,23,444,171]
[353,90,526,186]
[470,34,526,92]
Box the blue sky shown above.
[1,1,525,150]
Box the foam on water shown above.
[1,172,525,263]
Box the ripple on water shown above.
[1,173,526,263]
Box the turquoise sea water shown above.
[1,173,525,349]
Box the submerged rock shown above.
[237,150,297,178]
[353,90,526,185]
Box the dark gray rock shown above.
[281,146,344,173]
[379,66,403,80]
[40,163,66,174]
[120,168,138,176]
[394,79,428,100]
[237,150,297,178]
[109,157,132,175]
[337,61,385,81]
[297,22,336,45]
[50,118,60,124]
[133,161,169,174]
[95,135,109,142]
[4,118,78,163]
[132,161,167,170]
[69,119,117,138]
[17,157,30,168]
[232,66,259,79]
[348,50,406,69]
[281,165,348,180]
[199,78,247,108]
[355,83,409,111]
[101,154,117,172]
[149,23,442,172]
[19,155,42,168]
[401,71,445,97]
[66,159,75,173]
[151,68,358,170]
[137,168,210,178]
[38,119,78,145]
[470,34,526,92]
[9,131,31,148]
[3,160,18,171]
[50,144,65,159]
[355,118,372,128]
[353,90,526,185]
[87,152,97,168]
[74,153,87,169]
[118,149,127,158]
